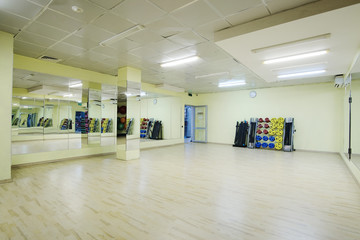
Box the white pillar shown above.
[0,31,13,182]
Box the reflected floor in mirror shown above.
[12,136,116,154]
[2,143,360,240]
[352,154,360,170]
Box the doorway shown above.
[184,105,207,143]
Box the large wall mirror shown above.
[12,69,117,155]
[346,74,360,169]
[140,92,183,143]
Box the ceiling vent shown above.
[38,55,62,63]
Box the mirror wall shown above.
[139,92,183,142]
[347,76,360,169]
[12,69,117,155]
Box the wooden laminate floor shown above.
[1,143,360,240]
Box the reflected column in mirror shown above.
[88,83,101,145]
[117,87,127,146]
[126,82,141,153]
[100,84,117,146]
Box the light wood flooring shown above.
[1,143,360,240]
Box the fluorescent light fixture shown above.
[161,56,199,67]
[125,93,132,97]
[99,25,145,47]
[195,72,229,79]
[156,83,185,92]
[69,83,82,88]
[71,5,83,13]
[218,80,246,88]
[21,97,29,99]
[252,33,331,53]
[63,93,73,97]
[140,91,147,96]
[278,70,326,79]
[264,50,328,64]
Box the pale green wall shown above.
[197,82,343,152]
[0,31,13,181]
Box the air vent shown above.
[38,55,62,63]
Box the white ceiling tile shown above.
[171,0,221,28]
[49,42,86,56]
[91,46,119,58]
[26,22,70,41]
[105,38,141,53]
[75,24,115,43]
[148,39,184,54]
[14,39,47,53]
[194,19,231,41]
[265,0,318,14]
[63,34,99,50]
[42,49,75,61]
[195,43,231,61]
[0,9,29,29]
[207,0,263,16]
[48,0,105,23]
[27,0,52,6]
[93,12,135,34]
[0,24,20,35]
[166,46,197,60]
[126,29,164,45]
[145,15,189,38]
[0,0,42,19]
[88,0,124,10]
[226,5,269,26]
[129,47,161,59]
[112,0,166,25]
[148,0,196,12]
[168,31,207,46]
[36,9,84,32]
[16,31,57,48]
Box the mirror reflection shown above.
[11,69,117,155]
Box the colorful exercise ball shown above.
[119,105,126,114]
[120,117,126,123]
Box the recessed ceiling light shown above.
[195,72,229,79]
[278,70,326,79]
[218,80,246,88]
[263,50,329,65]
[69,83,82,88]
[161,56,199,67]
[63,93,73,97]
[99,25,145,47]
[72,6,83,13]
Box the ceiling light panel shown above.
[161,56,199,67]
[218,80,246,87]
[278,70,326,79]
[263,50,329,65]
[100,25,145,46]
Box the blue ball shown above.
[270,136,275,142]
[263,136,268,141]
[256,135,262,141]
[269,143,275,149]
[262,142,268,148]
[255,142,261,148]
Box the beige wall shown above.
[0,31,13,181]
[197,82,343,152]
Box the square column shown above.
[117,67,141,161]
[0,31,13,182]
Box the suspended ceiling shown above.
[1,0,360,93]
